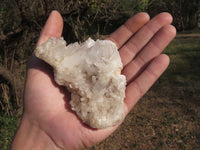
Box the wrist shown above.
[11,114,60,150]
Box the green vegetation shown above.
[0,114,20,150]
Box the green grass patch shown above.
[0,114,20,150]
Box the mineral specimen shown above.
[34,37,126,129]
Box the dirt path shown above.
[176,33,200,38]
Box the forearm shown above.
[11,115,60,150]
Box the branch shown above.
[0,28,22,41]
[0,65,23,107]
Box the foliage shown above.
[0,0,21,35]
[16,0,139,42]
[148,0,200,30]
[119,0,149,15]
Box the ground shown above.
[0,33,200,150]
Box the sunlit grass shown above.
[0,114,20,150]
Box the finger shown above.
[124,54,170,115]
[106,12,150,48]
[27,10,63,78]
[28,11,63,69]
[119,12,173,66]
[122,24,176,83]
[37,10,63,46]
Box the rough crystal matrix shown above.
[34,37,126,129]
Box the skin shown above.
[11,11,176,150]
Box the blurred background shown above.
[0,0,200,149]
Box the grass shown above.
[0,114,20,150]
[0,34,200,149]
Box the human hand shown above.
[11,11,176,150]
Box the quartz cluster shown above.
[34,37,126,128]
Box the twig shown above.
[0,65,23,108]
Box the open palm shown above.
[14,11,176,150]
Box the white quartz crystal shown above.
[34,37,126,128]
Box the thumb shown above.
[27,10,63,72]
[37,10,63,46]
